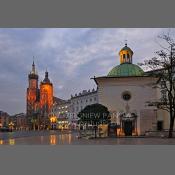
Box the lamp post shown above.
[8,121,14,132]
[50,116,57,130]
[31,118,37,131]
[94,116,98,138]
[36,105,40,131]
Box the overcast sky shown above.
[0,28,174,115]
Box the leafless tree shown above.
[139,34,175,138]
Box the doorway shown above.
[123,120,132,136]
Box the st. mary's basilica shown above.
[26,61,53,129]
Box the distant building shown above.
[11,113,27,130]
[70,89,98,128]
[0,110,10,128]
[52,97,71,129]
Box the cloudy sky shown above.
[0,28,174,115]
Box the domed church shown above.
[93,44,165,136]
[108,43,144,77]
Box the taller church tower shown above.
[26,61,40,117]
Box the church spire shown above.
[45,69,48,79]
[42,68,51,83]
[31,57,37,75]
[125,39,127,47]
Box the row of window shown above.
[58,106,68,110]
[58,111,68,114]
[123,53,130,59]
[73,97,97,105]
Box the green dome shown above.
[107,63,144,77]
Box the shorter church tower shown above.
[40,70,53,118]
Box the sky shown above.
[0,28,175,115]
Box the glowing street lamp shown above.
[50,116,57,123]
[31,118,37,131]
[8,121,14,132]
[50,116,57,130]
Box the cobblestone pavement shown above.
[1,130,175,145]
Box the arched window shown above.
[123,54,126,63]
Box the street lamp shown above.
[31,117,37,131]
[8,121,14,132]
[50,116,57,130]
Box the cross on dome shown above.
[125,40,127,47]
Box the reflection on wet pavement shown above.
[1,130,175,145]
[50,135,56,145]
[0,139,3,145]
[9,139,15,145]
[0,131,77,145]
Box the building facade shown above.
[49,98,71,130]
[0,110,10,128]
[70,89,98,128]
[10,113,27,130]
[93,44,162,136]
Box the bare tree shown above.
[139,34,175,138]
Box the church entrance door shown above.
[123,120,132,136]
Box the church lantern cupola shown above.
[119,42,133,64]
[43,70,51,84]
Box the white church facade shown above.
[93,44,170,136]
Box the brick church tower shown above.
[26,61,40,117]
[40,70,53,117]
